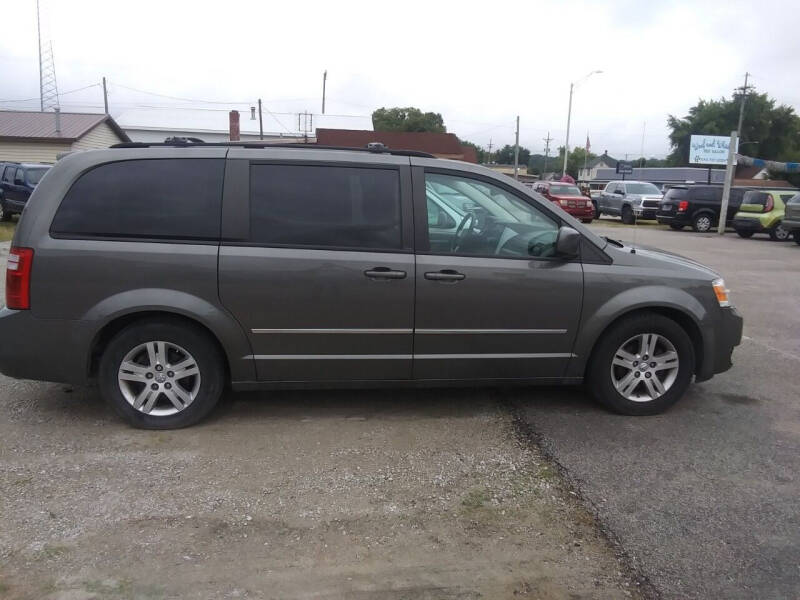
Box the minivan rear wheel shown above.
[99,320,224,429]
[587,313,694,415]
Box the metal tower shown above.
[36,0,59,112]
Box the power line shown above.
[0,82,101,104]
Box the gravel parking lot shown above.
[514,220,800,599]
[0,220,797,599]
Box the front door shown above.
[219,158,415,382]
[412,167,583,381]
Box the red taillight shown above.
[6,247,33,310]
[678,200,689,212]
[764,196,774,212]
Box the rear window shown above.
[742,191,771,207]
[25,167,49,185]
[249,164,402,250]
[51,159,224,240]
[664,188,688,201]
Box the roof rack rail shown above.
[110,141,436,159]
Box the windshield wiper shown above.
[603,236,624,248]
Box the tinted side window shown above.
[14,168,24,183]
[1,166,13,183]
[249,164,402,250]
[51,159,224,240]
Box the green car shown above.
[732,189,799,241]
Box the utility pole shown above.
[639,121,646,167]
[718,130,738,236]
[736,72,754,136]
[102,76,108,114]
[322,70,327,114]
[486,138,493,164]
[257,98,264,140]
[542,132,552,177]
[513,115,520,180]
[562,82,573,176]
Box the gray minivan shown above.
[0,143,742,428]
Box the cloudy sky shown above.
[1,0,798,158]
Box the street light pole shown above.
[562,70,602,178]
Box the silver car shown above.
[598,180,664,223]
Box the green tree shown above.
[493,144,531,166]
[551,147,597,178]
[372,107,446,133]
[666,92,800,166]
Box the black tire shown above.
[769,222,791,241]
[98,319,225,429]
[736,229,754,239]
[669,223,684,231]
[794,231,800,245]
[581,219,593,224]
[587,312,695,416]
[0,201,11,222]
[692,213,714,233]
[593,201,600,219]
[621,205,635,225]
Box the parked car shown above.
[597,180,663,223]
[732,189,799,240]
[0,162,51,221]
[782,192,800,245]
[0,143,742,428]
[656,185,747,232]
[531,181,594,222]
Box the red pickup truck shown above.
[531,181,594,222]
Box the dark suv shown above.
[0,143,742,428]
[657,185,747,233]
[0,162,51,220]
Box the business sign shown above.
[689,135,739,166]
[616,161,633,174]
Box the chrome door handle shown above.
[364,267,407,280]
[424,270,466,282]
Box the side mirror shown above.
[555,226,580,258]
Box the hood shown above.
[607,239,719,279]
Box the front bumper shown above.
[696,306,743,382]
[633,207,659,219]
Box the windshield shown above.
[25,167,50,185]
[548,185,583,196]
[625,183,661,195]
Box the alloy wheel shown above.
[695,216,711,232]
[774,224,790,240]
[117,341,201,416]
[610,333,679,402]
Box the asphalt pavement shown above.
[512,220,800,599]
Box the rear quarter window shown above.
[50,159,225,240]
[664,188,688,201]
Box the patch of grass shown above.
[37,544,69,560]
[0,579,10,595]
[0,221,16,242]
[461,487,491,510]
[537,465,558,482]
[84,578,133,596]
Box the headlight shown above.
[712,278,730,307]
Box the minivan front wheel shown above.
[588,313,694,415]
[99,320,224,429]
